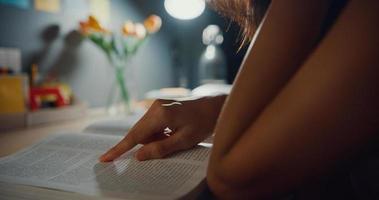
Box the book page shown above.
[0,133,210,200]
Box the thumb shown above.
[135,133,186,161]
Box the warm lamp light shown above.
[164,0,205,20]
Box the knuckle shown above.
[154,104,174,122]
[154,99,166,104]
[149,100,163,116]
[152,99,167,112]
[152,99,168,109]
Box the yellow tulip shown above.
[79,15,109,35]
[144,15,162,34]
[88,15,103,31]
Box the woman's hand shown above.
[99,95,226,162]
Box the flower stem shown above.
[115,66,131,113]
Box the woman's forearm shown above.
[210,0,331,165]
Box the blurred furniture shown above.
[0,100,87,132]
[29,87,67,110]
[0,75,28,114]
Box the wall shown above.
[0,0,174,107]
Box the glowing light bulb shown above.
[164,0,206,20]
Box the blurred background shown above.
[0,0,251,131]
[0,0,247,104]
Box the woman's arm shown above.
[210,0,331,158]
[208,0,379,198]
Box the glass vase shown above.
[106,54,133,115]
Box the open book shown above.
[0,117,211,200]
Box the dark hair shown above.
[207,0,271,46]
